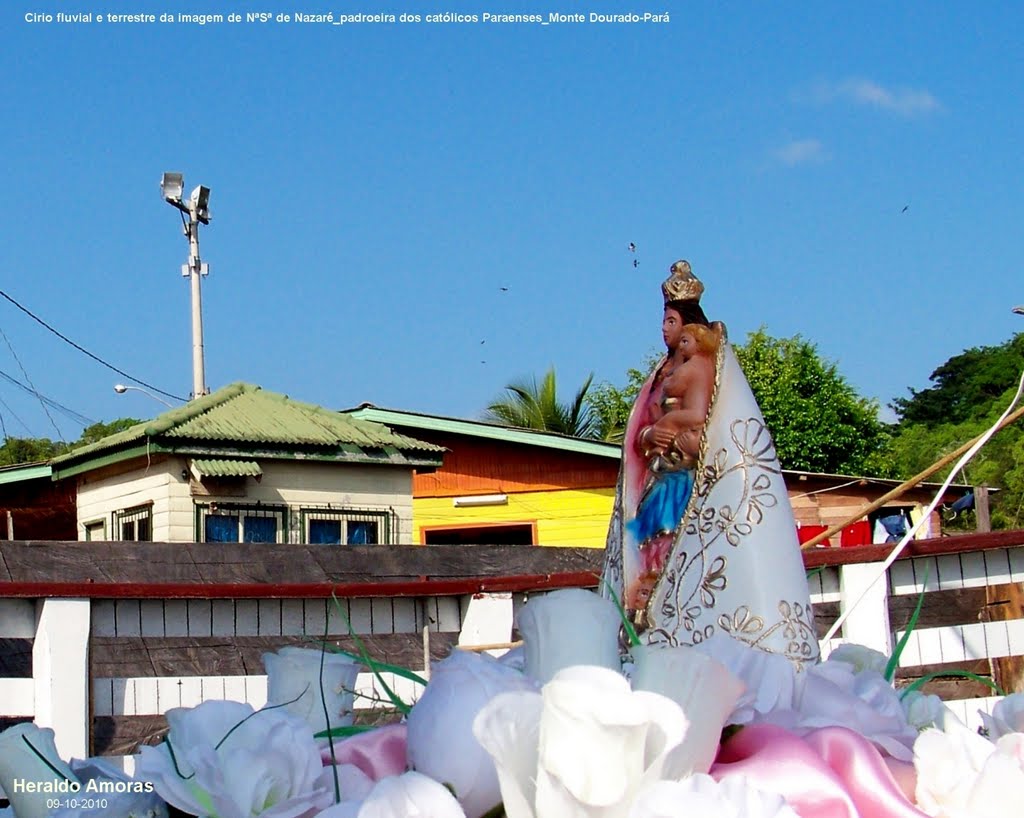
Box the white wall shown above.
[75,456,414,543]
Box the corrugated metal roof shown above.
[191,458,263,478]
[0,462,51,485]
[52,384,444,473]
[344,405,622,459]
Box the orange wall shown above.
[412,433,619,497]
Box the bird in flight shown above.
[628,242,636,252]
[499,286,509,292]
[901,205,909,213]
[633,259,639,268]
[1012,306,1024,316]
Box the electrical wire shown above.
[0,367,96,428]
[0,325,64,441]
[0,288,188,402]
[821,368,1024,645]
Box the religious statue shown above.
[601,261,819,669]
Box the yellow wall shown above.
[413,487,615,548]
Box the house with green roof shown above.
[51,383,443,545]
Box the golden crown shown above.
[661,260,705,303]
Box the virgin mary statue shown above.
[601,261,819,669]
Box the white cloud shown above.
[807,78,942,116]
[773,138,829,166]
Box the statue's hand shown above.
[646,423,676,449]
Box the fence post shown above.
[837,562,892,656]
[458,593,514,655]
[33,599,90,760]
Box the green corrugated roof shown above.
[344,405,621,458]
[51,383,444,479]
[0,462,51,485]
[191,458,263,478]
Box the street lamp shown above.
[161,171,211,399]
[113,384,174,408]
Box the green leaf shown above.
[603,580,641,648]
[884,563,930,682]
[900,670,1006,699]
[331,593,413,715]
[324,645,428,687]
[315,724,378,739]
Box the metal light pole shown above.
[160,172,211,399]
[113,383,175,408]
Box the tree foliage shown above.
[586,329,892,475]
[733,329,892,475]
[484,368,599,438]
[889,333,1024,530]
[0,417,143,468]
[76,418,142,446]
[589,352,661,443]
[0,437,67,468]
[890,334,1024,425]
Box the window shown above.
[115,505,152,542]
[197,503,286,543]
[83,519,106,542]
[302,509,393,545]
[423,523,534,546]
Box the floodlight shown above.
[190,185,211,223]
[161,172,184,202]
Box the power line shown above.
[0,393,32,438]
[0,288,188,402]
[0,367,96,428]
[0,325,64,441]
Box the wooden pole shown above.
[976,486,991,533]
[801,403,1024,550]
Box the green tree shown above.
[891,334,1024,425]
[734,328,893,475]
[889,333,1024,529]
[588,352,661,443]
[74,418,142,448]
[0,437,67,467]
[586,328,893,474]
[484,367,599,438]
[0,417,143,467]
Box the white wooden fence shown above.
[1,535,1023,766]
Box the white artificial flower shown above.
[824,644,890,676]
[407,650,536,818]
[630,643,744,775]
[790,660,918,760]
[316,763,375,809]
[136,699,331,818]
[0,722,80,818]
[53,757,169,818]
[963,733,1024,817]
[354,772,467,818]
[914,719,998,816]
[691,634,799,725]
[515,589,623,684]
[474,665,690,818]
[497,645,526,673]
[264,646,362,737]
[901,690,947,733]
[628,775,800,818]
[979,693,1024,740]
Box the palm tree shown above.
[484,367,599,438]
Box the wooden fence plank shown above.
[91,633,460,679]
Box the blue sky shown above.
[2,2,1022,440]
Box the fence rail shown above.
[1,535,1022,764]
